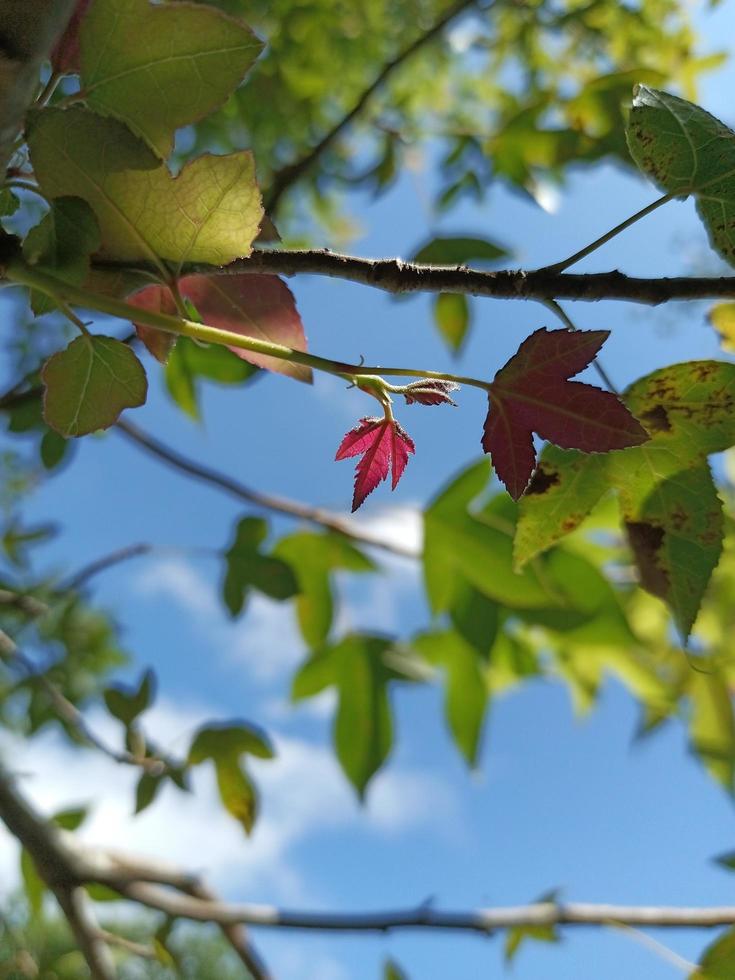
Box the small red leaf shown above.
[482,327,648,499]
[403,379,459,406]
[129,274,310,381]
[50,0,92,75]
[336,417,415,511]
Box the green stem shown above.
[5,260,491,391]
[538,192,677,274]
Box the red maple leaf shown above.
[129,274,311,382]
[336,417,415,511]
[482,327,648,499]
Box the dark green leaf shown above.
[42,335,147,437]
[103,669,155,727]
[412,235,509,266]
[52,806,88,831]
[223,517,298,616]
[23,196,100,315]
[691,926,735,978]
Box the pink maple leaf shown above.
[336,417,415,511]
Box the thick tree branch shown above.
[96,250,735,305]
[0,1,77,169]
[115,419,419,560]
[264,0,478,213]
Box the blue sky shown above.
[4,3,735,978]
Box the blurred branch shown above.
[0,765,729,977]
[115,419,419,560]
[264,0,479,213]
[0,627,172,776]
[95,249,735,305]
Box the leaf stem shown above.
[5,260,492,391]
[537,192,677,274]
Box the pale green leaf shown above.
[42,335,147,437]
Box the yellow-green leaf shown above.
[28,107,262,267]
[80,0,263,157]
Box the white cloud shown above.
[352,505,423,558]
[0,699,457,906]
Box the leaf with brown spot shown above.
[516,361,735,636]
[627,87,735,268]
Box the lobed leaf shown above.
[482,328,647,499]
[516,361,735,636]
[28,107,262,267]
[336,417,415,511]
[222,516,298,616]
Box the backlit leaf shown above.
[483,328,647,498]
[80,0,263,157]
[336,416,415,511]
[275,531,374,648]
[433,293,470,352]
[28,107,262,267]
[130,274,311,382]
[188,722,274,834]
[42,335,147,436]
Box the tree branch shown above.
[115,419,419,560]
[264,0,479,213]
[113,884,735,933]
[95,250,735,305]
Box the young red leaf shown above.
[336,417,415,511]
[129,273,311,381]
[403,379,459,406]
[482,327,648,499]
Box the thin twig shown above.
[0,627,169,775]
[115,419,419,560]
[607,920,697,973]
[537,193,676,274]
[264,0,479,212]
[540,298,619,393]
[91,250,735,305]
